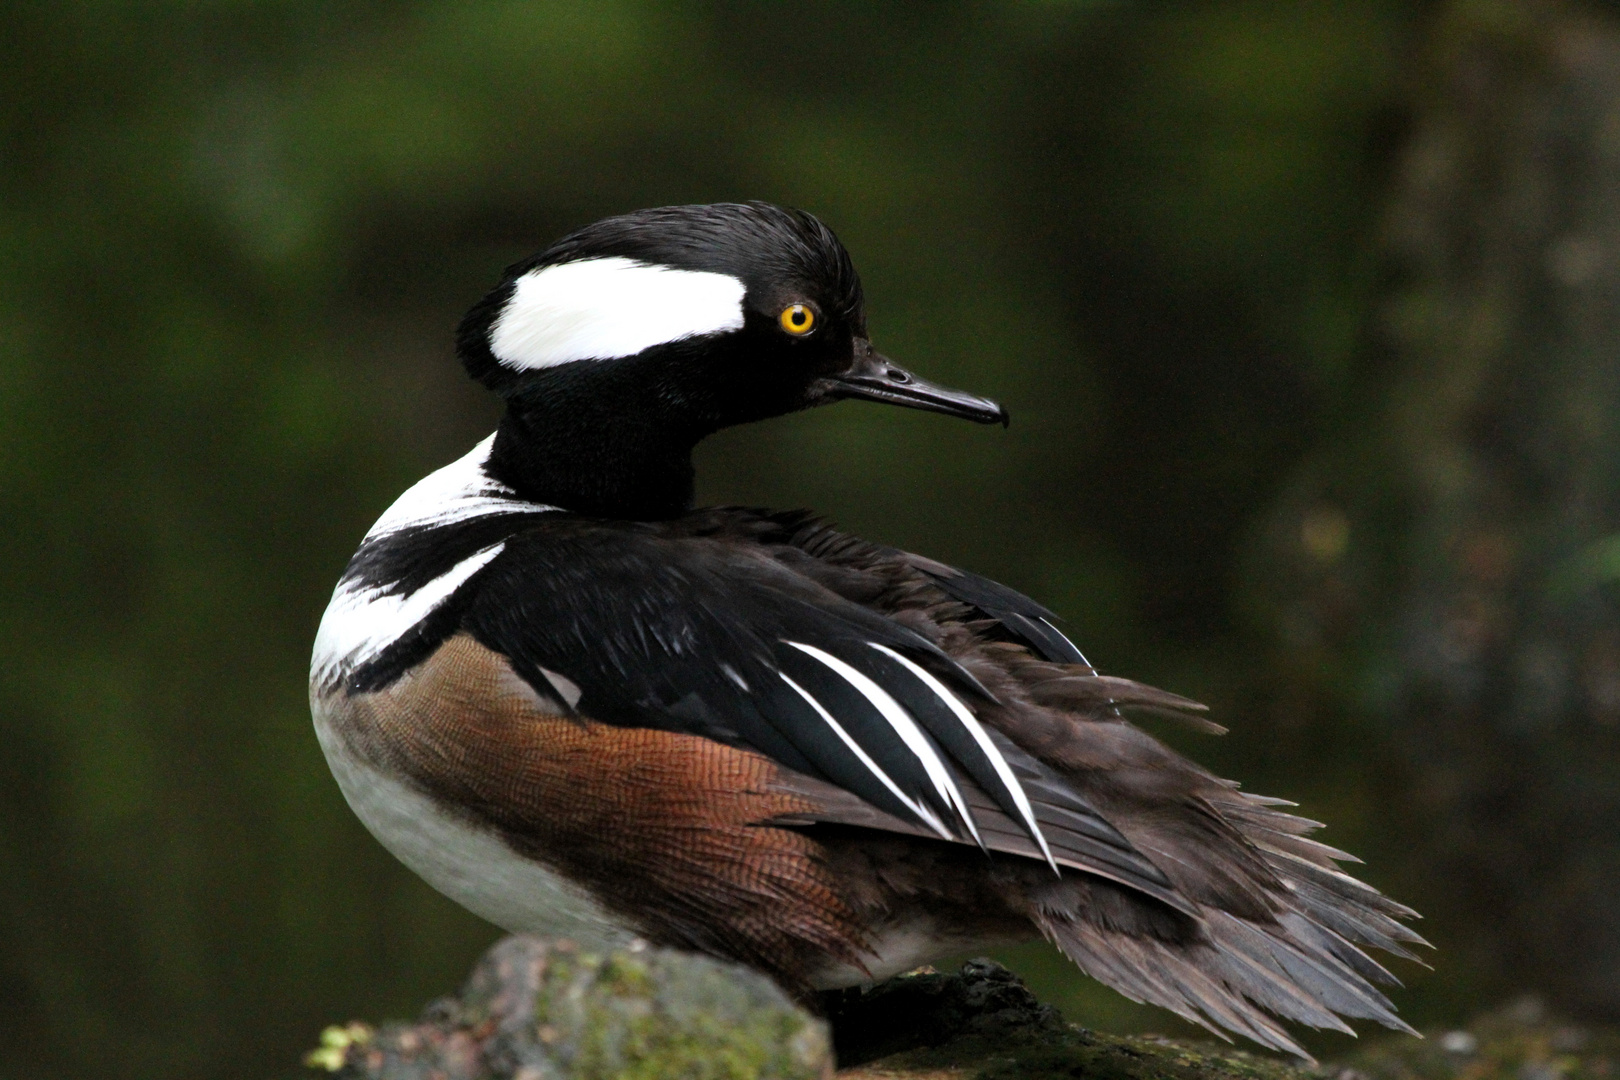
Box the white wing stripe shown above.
[778,672,953,840]
[868,643,1058,873]
[783,641,980,845]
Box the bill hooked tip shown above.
[822,350,1009,426]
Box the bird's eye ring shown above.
[778,304,816,336]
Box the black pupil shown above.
[791,309,805,326]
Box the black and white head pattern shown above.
[455,202,865,418]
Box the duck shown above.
[310,201,1424,1057]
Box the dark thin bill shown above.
[821,354,1008,426]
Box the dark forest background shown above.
[7,1,1620,1077]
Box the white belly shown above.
[313,702,636,951]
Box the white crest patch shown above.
[489,256,747,370]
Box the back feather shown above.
[691,507,1429,1058]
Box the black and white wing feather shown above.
[448,518,1183,907]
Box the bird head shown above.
[455,202,1007,435]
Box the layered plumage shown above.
[311,202,1425,1059]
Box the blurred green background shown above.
[10,1,1620,1077]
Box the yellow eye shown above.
[778,304,815,336]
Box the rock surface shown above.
[819,958,1063,1067]
[837,992,1620,1080]
[306,935,1620,1080]
[304,935,831,1080]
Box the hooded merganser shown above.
[310,202,1423,1056]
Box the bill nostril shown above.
[886,368,911,384]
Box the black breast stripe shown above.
[341,510,558,694]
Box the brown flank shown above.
[325,632,870,991]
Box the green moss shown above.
[595,954,654,1000]
[563,949,824,1080]
[580,1011,772,1080]
[309,937,830,1079]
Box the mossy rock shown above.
[306,935,831,1080]
[308,934,1620,1080]
[840,1022,1313,1080]
[302,940,1323,1080]
[843,988,1620,1080]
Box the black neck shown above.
[484,388,703,521]
[471,336,811,519]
